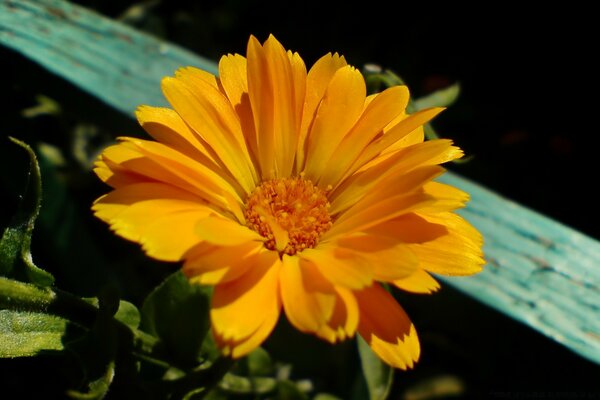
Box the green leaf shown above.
[0,276,56,311]
[140,271,212,366]
[219,373,277,395]
[314,394,343,400]
[276,380,309,400]
[114,300,141,330]
[246,347,274,376]
[66,289,121,400]
[67,361,115,400]
[0,137,54,286]
[357,336,393,400]
[0,309,75,357]
[413,83,461,110]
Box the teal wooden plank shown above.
[2,0,600,365]
[0,0,217,116]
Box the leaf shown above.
[314,394,343,400]
[276,380,309,400]
[140,271,212,367]
[67,361,115,400]
[413,83,461,110]
[66,289,121,400]
[246,347,274,376]
[0,137,54,286]
[114,300,141,330]
[0,309,78,357]
[356,336,394,400]
[0,276,56,311]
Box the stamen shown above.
[244,177,332,255]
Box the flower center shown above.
[244,177,332,255]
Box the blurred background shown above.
[1,1,599,398]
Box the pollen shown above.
[244,176,332,255]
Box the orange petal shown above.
[335,235,419,282]
[135,105,220,171]
[296,52,347,171]
[299,247,373,290]
[324,192,434,241]
[303,65,366,181]
[356,284,420,369]
[346,107,445,179]
[140,210,213,261]
[183,241,264,285]
[219,54,248,107]
[330,165,444,216]
[393,269,441,294]
[120,137,243,206]
[280,255,336,333]
[175,66,219,88]
[247,35,304,178]
[364,213,448,244]
[218,54,260,173]
[330,140,462,214]
[211,251,281,343]
[420,181,470,213]
[161,75,257,191]
[195,215,264,246]
[92,182,214,261]
[315,287,359,343]
[100,140,229,209]
[318,85,410,188]
[410,212,485,276]
[93,158,147,188]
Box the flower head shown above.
[93,35,484,369]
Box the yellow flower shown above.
[92,34,484,369]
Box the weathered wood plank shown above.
[2,0,599,365]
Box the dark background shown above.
[2,1,599,399]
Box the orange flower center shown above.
[244,177,332,255]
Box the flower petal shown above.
[92,182,215,242]
[247,35,304,178]
[324,192,435,240]
[140,210,213,261]
[99,140,232,210]
[364,213,448,244]
[393,269,441,294]
[120,137,243,206]
[93,158,147,189]
[280,255,336,333]
[92,182,214,259]
[135,105,220,170]
[211,250,281,343]
[410,212,485,276]
[161,75,257,192]
[195,215,264,246]
[299,247,373,290]
[346,107,445,179]
[420,181,470,212]
[303,65,366,181]
[183,241,264,285]
[330,165,444,216]
[318,85,410,188]
[356,284,420,370]
[315,287,359,343]
[330,140,461,215]
[335,235,419,282]
[218,54,260,170]
[296,52,347,171]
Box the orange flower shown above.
[93,35,484,369]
